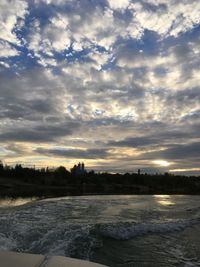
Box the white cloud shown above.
[88,51,111,70]
[38,57,57,67]
[28,16,71,57]
[0,41,20,57]
[107,0,130,10]
[34,0,69,5]
[129,1,200,38]
[13,0,200,64]
[0,61,10,68]
[0,0,28,45]
[72,8,116,51]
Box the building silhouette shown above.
[71,162,86,175]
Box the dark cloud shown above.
[149,142,200,160]
[108,136,157,148]
[167,87,200,103]
[0,122,80,143]
[5,144,26,154]
[35,147,110,159]
[0,68,64,122]
[107,128,197,148]
[0,99,55,120]
[124,142,200,164]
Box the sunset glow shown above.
[153,160,171,167]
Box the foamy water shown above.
[0,195,200,266]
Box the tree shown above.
[0,160,3,174]
[54,166,70,182]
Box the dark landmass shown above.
[0,163,200,197]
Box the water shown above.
[0,195,200,266]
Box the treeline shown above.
[0,163,73,186]
[0,162,200,196]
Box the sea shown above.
[0,195,200,267]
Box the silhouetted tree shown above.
[0,160,3,170]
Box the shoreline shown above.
[1,184,200,198]
[1,174,200,198]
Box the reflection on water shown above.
[153,195,175,206]
[0,197,38,207]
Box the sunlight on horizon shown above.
[152,160,171,167]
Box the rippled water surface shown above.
[0,195,200,266]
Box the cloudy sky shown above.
[0,0,200,174]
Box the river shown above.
[0,195,200,266]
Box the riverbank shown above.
[0,176,199,198]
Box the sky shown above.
[0,0,200,175]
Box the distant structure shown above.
[71,162,86,175]
[138,169,141,175]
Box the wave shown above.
[0,223,103,260]
[97,218,200,240]
[0,217,199,260]
[27,224,103,260]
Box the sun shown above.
[152,160,171,167]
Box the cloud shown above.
[107,0,130,10]
[0,127,78,143]
[2,143,30,159]
[0,120,80,143]
[0,41,20,57]
[129,1,200,37]
[0,0,200,173]
[108,136,157,148]
[142,142,200,161]
[28,15,71,58]
[0,0,28,45]
[0,61,10,68]
[35,147,110,159]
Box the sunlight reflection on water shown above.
[153,195,175,206]
[0,197,38,207]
